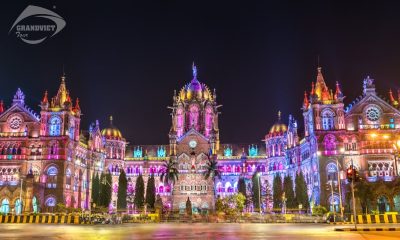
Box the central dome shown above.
[179,63,213,101]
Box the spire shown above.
[389,89,395,102]
[303,91,309,109]
[109,115,113,126]
[13,88,25,105]
[334,81,343,100]
[0,100,3,113]
[74,98,80,112]
[277,111,281,121]
[56,74,68,106]
[192,62,198,79]
[315,67,327,99]
[42,90,48,103]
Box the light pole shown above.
[350,159,357,230]
[256,172,262,221]
[337,151,344,220]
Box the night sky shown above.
[1,1,400,145]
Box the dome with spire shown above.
[101,116,123,140]
[179,63,213,101]
[268,111,287,136]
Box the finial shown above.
[192,62,197,79]
[278,111,281,121]
[110,115,113,125]
[42,90,48,103]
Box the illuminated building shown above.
[1,64,400,215]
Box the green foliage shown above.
[117,169,127,211]
[204,156,221,181]
[273,175,283,209]
[99,171,112,208]
[283,175,296,208]
[134,174,145,210]
[154,194,163,213]
[312,205,328,216]
[263,179,273,212]
[160,159,179,186]
[238,177,247,204]
[354,180,373,214]
[295,171,309,210]
[215,196,224,213]
[214,193,246,217]
[145,174,156,209]
[91,172,100,206]
[252,172,261,211]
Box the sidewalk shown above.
[334,223,400,231]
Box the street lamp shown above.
[256,172,262,219]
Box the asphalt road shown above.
[1,223,400,239]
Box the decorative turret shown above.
[13,88,25,106]
[334,81,344,100]
[101,116,123,140]
[0,100,3,114]
[363,76,376,95]
[74,98,81,113]
[303,91,309,109]
[267,111,287,137]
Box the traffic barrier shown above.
[348,214,399,224]
[0,214,84,224]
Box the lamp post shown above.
[337,151,344,220]
[256,172,262,221]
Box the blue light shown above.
[134,146,143,158]
[157,146,166,158]
[248,145,258,157]
[224,146,232,157]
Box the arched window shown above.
[322,109,335,130]
[15,198,22,215]
[49,116,62,136]
[66,168,71,187]
[0,199,10,214]
[46,166,58,189]
[45,196,56,212]
[32,196,38,213]
[326,162,338,182]
[189,105,199,130]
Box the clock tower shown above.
[168,63,219,213]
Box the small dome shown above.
[178,63,213,102]
[101,116,123,140]
[268,111,287,136]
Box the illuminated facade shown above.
[1,65,400,215]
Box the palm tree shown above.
[204,156,221,181]
[160,159,179,185]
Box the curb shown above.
[334,227,400,231]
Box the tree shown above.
[134,174,145,210]
[264,179,273,212]
[185,197,192,216]
[252,172,261,212]
[204,156,221,181]
[98,172,105,206]
[117,169,127,211]
[160,159,179,186]
[145,174,156,209]
[273,175,283,209]
[154,194,164,213]
[100,171,112,208]
[238,177,247,205]
[91,172,100,206]
[215,196,224,213]
[295,171,309,211]
[355,180,373,214]
[283,175,296,209]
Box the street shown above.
[1,223,400,239]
